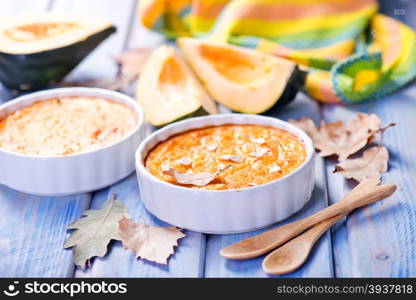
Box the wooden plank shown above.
[322,86,416,277]
[0,187,91,277]
[75,3,207,277]
[0,0,93,278]
[204,94,334,277]
[323,0,416,278]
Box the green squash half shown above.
[178,38,302,114]
[136,45,217,127]
[0,13,116,90]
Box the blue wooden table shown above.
[0,0,415,278]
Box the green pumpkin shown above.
[0,13,116,91]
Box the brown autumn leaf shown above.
[115,48,154,78]
[164,165,231,187]
[289,114,394,161]
[63,194,129,268]
[333,146,389,182]
[119,217,186,264]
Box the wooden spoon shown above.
[262,214,345,275]
[220,179,396,260]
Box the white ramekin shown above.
[0,87,145,196]
[136,114,315,234]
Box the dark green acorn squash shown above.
[0,14,116,91]
[178,38,302,114]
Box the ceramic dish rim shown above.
[136,113,314,194]
[0,87,144,159]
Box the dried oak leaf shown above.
[119,217,185,264]
[63,194,129,268]
[164,165,231,187]
[116,48,154,78]
[289,114,393,161]
[333,146,389,182]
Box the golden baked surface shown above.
[145,124,307,190]
[0,96,137,156]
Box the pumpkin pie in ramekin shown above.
[136,114,315,234]
[0,87,145,196]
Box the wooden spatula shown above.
[262,214,344,275]
[220,179,396,260]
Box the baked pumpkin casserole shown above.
[0,96,137,156]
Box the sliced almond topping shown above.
[207,144,217,151]
[219,154,243,163]
[247,182,257,187]
[252,137,266,145]
[269,164,281,173]
[249,147,270,158]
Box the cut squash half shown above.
[137,45,217,126]
[178,38,301,114]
